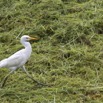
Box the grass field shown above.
[0,0,103,102]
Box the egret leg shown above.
[22,66,47,86]
[1,70,15,88]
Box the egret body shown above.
[0,35,39,87]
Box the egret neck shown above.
[21,39,32,59]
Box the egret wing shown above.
[5,49,26,67]
[0,55,23,68]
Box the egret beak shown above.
[29,37,38,40]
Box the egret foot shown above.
[0,70,15,88]
[1,77,8,88]
[22,66,50,86]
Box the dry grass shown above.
[0,0,103,102]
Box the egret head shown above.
[20,35,38,43]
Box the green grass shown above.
[1,0,103,102]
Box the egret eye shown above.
[26,37,29,40]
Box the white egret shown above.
[0,35,41,87]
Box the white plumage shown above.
[0,35,38,87]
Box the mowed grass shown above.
[0,0,103,102]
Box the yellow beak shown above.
[29,37,38,40]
